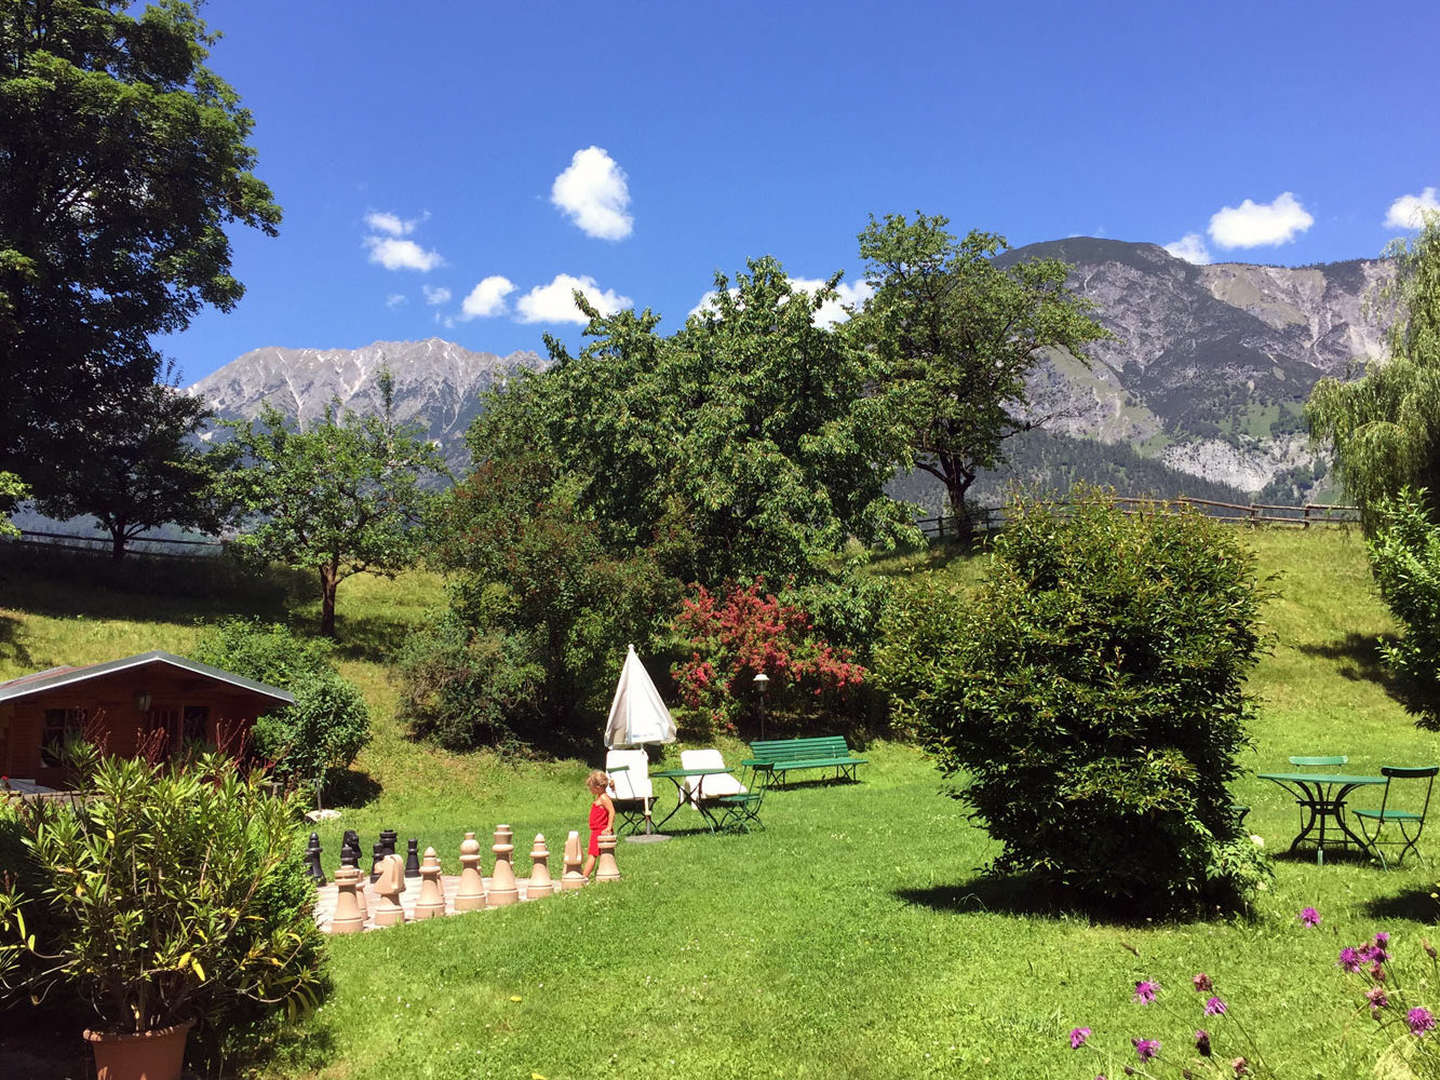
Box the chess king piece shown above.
[379,829,398,860]
[595,831,621,883]
[369,842,386,884]
[561,830,584,891]
[526,834,554,898]
[330,867,365,934]
[414,847,447,919]
[404,838,421,879]
[372,855,407,927]
[304,832,327,885]
[487,826,519,907]
[455,832,486,912]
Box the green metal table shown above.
[649,768,733,833]
[1258,771,1387,864]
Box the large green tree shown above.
[1307,216,1440,527]
[0,471,24,538]
[33,364,225,559]
[853,212,1109,535]
[217,373,445,637]
[0,0,279,482]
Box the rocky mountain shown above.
[996,237,1394,500]
[187,339,549,475]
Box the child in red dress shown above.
[581,770,615,881]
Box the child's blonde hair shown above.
[586,769,609,793]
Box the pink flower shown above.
[1134,980,1160,1005]
[1299,906,1321,927]
[1408,1007,1436,1037]
[1205,996,1228,1016]
[1070,1027,1091,1049]
[1192,973,1214,993]
[1133,1038,1160,1062]
[1366,986,1389,1012]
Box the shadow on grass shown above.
[332,611,426,664]
[897,874,1160,926]
[1362,887,1439,922]
[324,768,384,809]
[0,611,33,667]
[1297,632,1396,689]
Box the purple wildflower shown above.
[1134,980,1160,1005]
[1361,943,1389,964]
[1192,973,1213,993]
[1370,961,1386,982]
[1375,931,1391,947]
[1195,1029,1212,1056]
[1070,1027,1091,1049]
[1409,1007,1436,1037]
[1133,1037,1161,1062]
[1299,906,1321,927]
[1366,986,1389,1012]
[1205,996,1228,1016]
[1338,947,1363,974]
[1232,1058,1249,1076]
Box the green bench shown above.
[742,736,867,788]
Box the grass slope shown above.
[2,531,1438,1079]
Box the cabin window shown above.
[41,708,87,767]
[182,705,209,744]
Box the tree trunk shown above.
[319,562,338,638]
[940,454,977,543]
[109,521,128,561]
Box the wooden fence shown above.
[917,496,1361,540]
[7,529,223,559]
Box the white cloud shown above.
[514,273,631,324]
[1207,192,1314,249]
[1163,233,1212,265]
[458,276,516,320]
[364,236,444,272]
[1385,187,1440,230]
[422,285,452,306]
[550,146,633,240]
[385,293,408,309]
[365,210,426,236]
[688,278,873,328]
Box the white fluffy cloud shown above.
[422,285,452,306]
[1207,192,1314,249]
[515,274,631,324]
[551,147,633,240]
[365,210,427,236]
[385,293,408,309]
[365,236,444,272]
[1385,187,1440,230]
[1163,233,1212,265]
[688,278,873,328]
[458,276,516,320]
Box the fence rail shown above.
[917,496,1361,540]
[6,529,223,559]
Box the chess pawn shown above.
[331,867,365,934]
[414,847,447,919]
[455,832,486,912]
[369,842,385,884]
[372,855,407,927]
[595,831,621,883]
[305,832,327,885]
[487,827,519,907]
[561,830,585,891]
[379,829,398,860]
[404,838,421,879]
[526,834,554,899]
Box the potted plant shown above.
[0,746,326,1080]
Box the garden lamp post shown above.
[753,671,769,741]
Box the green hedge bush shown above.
[1367,487,1440,727]
[875,490,1270,912]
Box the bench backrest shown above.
[679,748,745,797]
[748,736,853,763]
[605,749,653,801]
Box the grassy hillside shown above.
[2,530,1438,1079]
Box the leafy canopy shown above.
[0,0,280,475]
[853,212,1109,529]
[1307,216,1440,526]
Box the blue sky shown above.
[164,0,1440,383]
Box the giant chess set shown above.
[308,824,620,933]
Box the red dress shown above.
[587,799,608,856]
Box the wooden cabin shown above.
[0,651,294,789]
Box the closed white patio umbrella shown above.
[604,644,676,749]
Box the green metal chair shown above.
[1352,765,1439,868]
[1289,755,1348,769]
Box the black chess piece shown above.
[379,829,398,860]
[404,838,421,878]
[304,832,327,885]
[369,842,385,883]
[341,829,360,867]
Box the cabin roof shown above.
[0,651,295,707]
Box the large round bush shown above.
[876,490,1269,911]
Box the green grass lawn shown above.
[4,530,1440,1078]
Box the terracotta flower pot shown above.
[83,1018,194,1080]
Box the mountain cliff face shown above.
[187,339,548,475]
[1000,238,1394,498]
